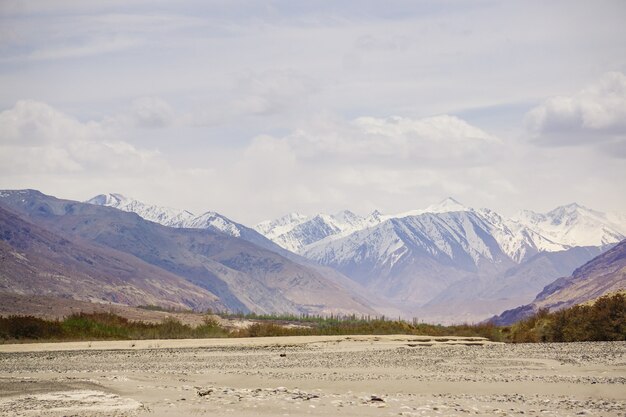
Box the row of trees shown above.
[1,293,623,343]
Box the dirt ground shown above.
[0,292,216,326]
[0,335,624,417]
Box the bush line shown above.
[1,293,623,343]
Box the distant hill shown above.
[0,204,225,312]
[0,190,375,316]
[86,193,290,257]
[255,198,624,322]
[492,239,626,325]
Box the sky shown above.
[1,0,625,224]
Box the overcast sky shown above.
[1,0,625,224]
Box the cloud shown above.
[128,97,175,128]
[1,3,625,220]
[355,34,411,51]
[0,100,161,174]
[219,114,510,219]
[25,37,143,61]
[186,69,319,126]
[0,100,103,145]
[269,114,500,166]
[525,72,626,151]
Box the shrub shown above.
[507,294,626,343]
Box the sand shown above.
[0,335,624,416]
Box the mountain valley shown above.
[0,190,623,323]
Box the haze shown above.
[1,0,625,224]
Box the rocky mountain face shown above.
[86,193,288,257]
[255,210,380,253]
[0,190,375,316]
[514,203,626,247]
[0,204,225,312]
[8,189,622,323]
[493,239,626,325]
[256,198,625,322]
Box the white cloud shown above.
[212,114,512,219]
[1,2,625,220]
[21,37,143,62]
[0,100,103,145]
[271,114,500,166]
[525,72,626,150]
[186,69,319,126]
[0,100,161,174]
[128,97,175,128]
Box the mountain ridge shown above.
[492,239,626,325]
[1,190,376,316]
[84,193,625,322]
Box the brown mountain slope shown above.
[0,205,224,311]
[0,190,375,315]
[493,239,626,325]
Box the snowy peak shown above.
[332,210,362,226]
[389,210,507,266]
[254,212,310,241]
[86,193,194,227]
[392,197,470,219]
[303,209,510,288]
[367,210,384,223]
[85,193,290,255]
[86,193,128,207]
[255,209,382,253]
[515,203,625,247]
[86,193,245,237]
[256,199,625,264]
[476,207,568,262]
[186,211,242,237]
[426,197,469,213]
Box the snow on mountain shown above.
[299,210,519,308]
[87,193,250,238]
[256,199,626,266]
[476,208,568,263]
[255,198,486,255]
[86,193,299,258]
[90,194,625,267]
[515,203,626,248]
[391,197,470,219]
[304,210,508,272]
[254,212,310,241]
[254,210,379,253]
[86,193,194,227]
[184,211,242,237]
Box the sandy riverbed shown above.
[0,335,624,416]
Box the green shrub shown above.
[507,294,626,343]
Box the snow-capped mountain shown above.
[87,193,625,322]
[515,203,626,248]
[255,212,310,241]
[256,198,625,322]
[87,193,195,227]
[253,210,380,253]
[257,198,625,264]
[302,210,515,303]
[391,197,470,219]
[475,208,568,263]
[86,193,283,253]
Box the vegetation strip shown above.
[1,294,624,343]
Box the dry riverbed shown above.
[0,335,624,416]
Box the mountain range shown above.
[493,239,626,325]
[0,190,375,316]
[86,193,625,322]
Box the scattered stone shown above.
[197,388,213,397]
